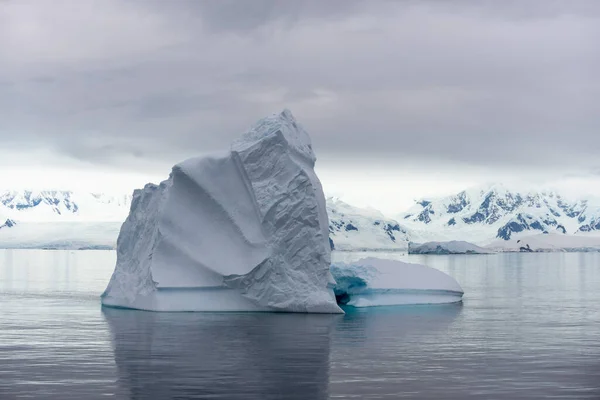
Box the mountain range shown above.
[400,184,600,242]
[1,185,599,251]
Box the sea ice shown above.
[101,110,342,313]
[331,257,464,307]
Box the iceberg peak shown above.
[232,109,315,165]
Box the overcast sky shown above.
[1,0,599,214]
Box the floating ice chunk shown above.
[101,110,342,313]
[409,240,492,254]
[331,257,464,307]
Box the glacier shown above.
[101,110,342,313]
[331,257,464,307]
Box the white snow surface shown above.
[330,257,464,307]
[409,240,493,254]
[101,110,342,313]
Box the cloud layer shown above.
[1,0,599,211]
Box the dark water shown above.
[0,250,599,399]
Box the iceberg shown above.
[331,257,463,307]
[101,110,342,313]
[409,240,493,254]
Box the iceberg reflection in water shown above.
[102,308,336,399]
[102,304,463,399]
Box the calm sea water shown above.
[0,249,599,399]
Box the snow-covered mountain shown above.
[400,184,600,244]
[327,197,408,251]
[2,186,599,251]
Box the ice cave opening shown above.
[333,275,369,305]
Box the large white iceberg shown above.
[101,110,342,313]
[331,257,464,307]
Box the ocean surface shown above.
[0,249,599,399]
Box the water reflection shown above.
[2,251,600,399]
[103,305,464,400]
[103,308,338,399]
[335,304,463,344]
[330,305,465,398]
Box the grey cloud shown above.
[0,0,599,177]
[149,0,366,33]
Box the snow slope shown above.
[331,257,464,307]
[327,197,408,251]
[409,240,492,254]
[102,110,342,313]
